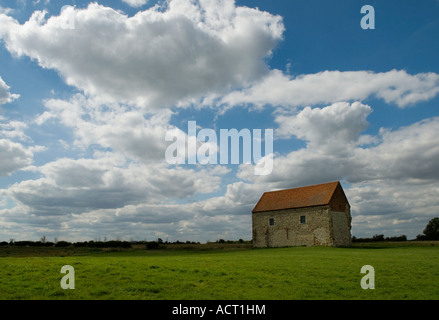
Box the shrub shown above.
[55,241,71,247]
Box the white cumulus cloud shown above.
[121,0,148,8]
[0,76,19,106]
[275,102,372,150]
[6,153,228,215]
[36,94,176,162]
[239,103,439,188]
[0,139,33,176]
[0,0,284,109]
[221,69,439,109]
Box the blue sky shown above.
[0,0,438,242]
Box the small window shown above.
[269,218,274,226]
[300,215,306,224]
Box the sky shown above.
[0,0,438,242]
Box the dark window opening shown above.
[300,215,306,224]
[269,218,274,226]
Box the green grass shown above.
[0,243,438,300]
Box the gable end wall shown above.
[329,203,352,247]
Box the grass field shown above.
[0,242,438,300]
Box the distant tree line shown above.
[353,217,439,242]
[0,239,132,248]
[0,238,252,249]
[352,234,407,243]
[214,239,250,244]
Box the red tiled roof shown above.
[252,181,343,213]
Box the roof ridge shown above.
[262,181,339,194]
